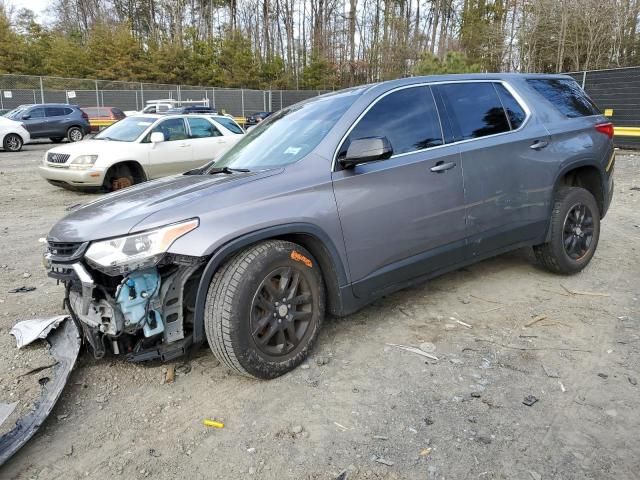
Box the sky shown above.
[6,0,51,22]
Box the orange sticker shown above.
[291,250,312,268]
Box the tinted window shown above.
[64,108,74,115]
[527,79,600,118]
[28,107,45,118]
[338,86,442,159]
[495,84,526,129]
[438,83,510,140]
[46,107,67,117]
[152,118,187,141]
[213,116,244,134]
[187,117,221,138]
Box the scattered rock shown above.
[419,342,436,353]
[373,435,389,440]
[316,356,330,366]
[300,363,310,370]
[470,392,482,398]
[523,395,538,407]
[148,449,161,458]
[449,358,463,365]
[542,364,560,378]
[373,456,394,466]
[629,376,637,386]
[423,417,434,426]
[290,425,303,435]
[22,272,31,278]
[249,467,256,475]
[64,444,73,457]
[475,431,492,444]
[95,395,107,404]
[529,471,542,480]
[598,373,608,379]
[247,447,256,454]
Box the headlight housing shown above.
[69,155,98,170]
[85,219,199,274]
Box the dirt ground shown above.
[0,142,639,480]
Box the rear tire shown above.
[204,240,325,379]
[534,186,600,274]
[3,133,23,152]
[67,127,84,142]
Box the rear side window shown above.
[494,84,526,129]
[437,83,511,140]
[187,117,221,138]
[45,107,67,117]
[214,116,244,134]
[527,79,600,118]
[339,85,443,158]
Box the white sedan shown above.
[0,116,31,152]
[38,114,245,191]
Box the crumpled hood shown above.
[47,170,282,242]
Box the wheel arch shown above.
[544,160,605,243]
[192,223,350,345]
[105,160,148,184]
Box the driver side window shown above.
[150,118,188,142]
[338,86,443,160]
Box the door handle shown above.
[530,140,549,150]
[430,161,456,173]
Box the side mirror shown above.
[339,136,393,169]
[22,114,31,120]
[150,132,165,143]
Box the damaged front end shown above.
[45,219,205,362]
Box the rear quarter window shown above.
[527,78,601,118]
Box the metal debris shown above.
[386,343,439,361]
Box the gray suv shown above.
[44,74,614,379]
[6,104,91,143]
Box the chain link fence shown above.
[0,74,331,118]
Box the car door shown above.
[21,107,47,137]
[45,106,70,137]
[146,118,193,178]
[186,117,227,167]
[331,85,466,299]
[435,81,553,260]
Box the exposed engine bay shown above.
[45,237,205,362]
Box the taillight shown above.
[595,122,614,139]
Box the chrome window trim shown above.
[331,79,532,172]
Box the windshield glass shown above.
[95,116,156,141]
[5,107,26,119]
[205,89,362,171]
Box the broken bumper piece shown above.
[0,318,81,467]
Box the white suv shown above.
[0,116,31,152]
[38,114,244,191]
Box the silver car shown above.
[44,73,614,378]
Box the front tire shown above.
[534,186,600,274]
[67,127,84,142]
[3,133,23,152]
[103,164,135,192]
[204,240,325,379]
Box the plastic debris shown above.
[7,286,36,294]
[10,315,68,348]
[373,456,394,466]
[203,419,224,428]
[386,343,439,361]
[523,395,539,407]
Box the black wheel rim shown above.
[563,203,594,260]
[250,266,313,357]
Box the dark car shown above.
[165,105,218,115]
[81,106,126,132]
[245,111,272,127]
[44,74,613,379]
[5,104,91,143]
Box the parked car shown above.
[125,99,211,116]
[39,114,244,191]
[43,74,614,379]
[5,104,91,143]
[166,105,218,115]
[245,111,272,127]
[0,116,30,152]
[81,106,126,132]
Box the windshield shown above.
[5,107,27,119]
[95,116,156,141]
[205,89,362,171]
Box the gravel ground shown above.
[0,142,639,479]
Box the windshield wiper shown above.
[208,166,251,174]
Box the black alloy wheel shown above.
[250,266,314,357]
[562,203,594,260]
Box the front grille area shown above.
[47,152,71,164]
[47,241,85,260]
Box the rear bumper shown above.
[38,164,105,187]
